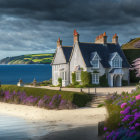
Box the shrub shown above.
[37,79,52,86]
[122,80,128,86]
[72,73,76,85]
[58,78,62,87]
[99,74,109,87]
[104,90,140,139]
[81,71,91,86]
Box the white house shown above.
[51,30,130,87]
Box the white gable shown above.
[53,47,66,64]
[70,42,86,72]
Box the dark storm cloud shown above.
[0,0,139,26]
[0,0,140,59]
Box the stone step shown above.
[87,94,107,108]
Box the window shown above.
[92,73,99,84]
[91,55,99,68]
[76,72,81,81]
[112,55,122,68]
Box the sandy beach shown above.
[0,102,107,140]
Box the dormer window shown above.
[90,52,100,69]
[112,53,122,68]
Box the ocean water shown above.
[0,113,49,140]
[0,64,52,85]
[0,65,52,139]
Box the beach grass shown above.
[0,85,92,107]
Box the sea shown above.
[0,64,52,139]
[0,113,50,140]
[0,64,52,85]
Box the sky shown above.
[0,0,140,59]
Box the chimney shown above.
[57,37,62,48]
[112,33,118,44]
[73,29,79,44]
[95,32,107,44]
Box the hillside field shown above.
[0,53,55,64]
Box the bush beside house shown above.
[70,71,108,88]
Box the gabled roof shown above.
[90,51,101,60]
[61,46,73,62]
[78,42,130,68]
[109,52,122,61]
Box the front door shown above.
[113,75,121,87]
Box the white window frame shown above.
[76,72,81,81]
[91,53,100,69]
[111,53,122,68]
[92,73,99,84]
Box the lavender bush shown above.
[0,90,74,109]
[104,92,140,139]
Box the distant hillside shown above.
[0,53,54,64]
[122,38,140,49]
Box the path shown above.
[25,85,136,95]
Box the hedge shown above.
[0,85,92,107]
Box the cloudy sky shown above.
[0,0,140,59]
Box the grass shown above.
[97,103,105,108]
[0,85,92,107]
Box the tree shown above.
[131,58,140,78]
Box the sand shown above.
[0,102,107,140]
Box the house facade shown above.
[51,30,130,87]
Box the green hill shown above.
[122,38,140,83]
[122,38,140,49]
[0,53,54,64]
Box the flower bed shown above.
[104,89,140,139]
[0,85,92,109]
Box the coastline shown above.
[0,102,107,139]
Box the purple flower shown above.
[136,95,140,100]
[129,131,136,137]
[123,106,131,114]
[129,100,136,105]
[132,109,137,113]
[130,126,135,130]
[120,111,124,114]
[122,115,132,122]
[135,123,140,127]
[104,127,107,131]
[129,120,135,125]
[134,112,140,121]
[121,103,127,108]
